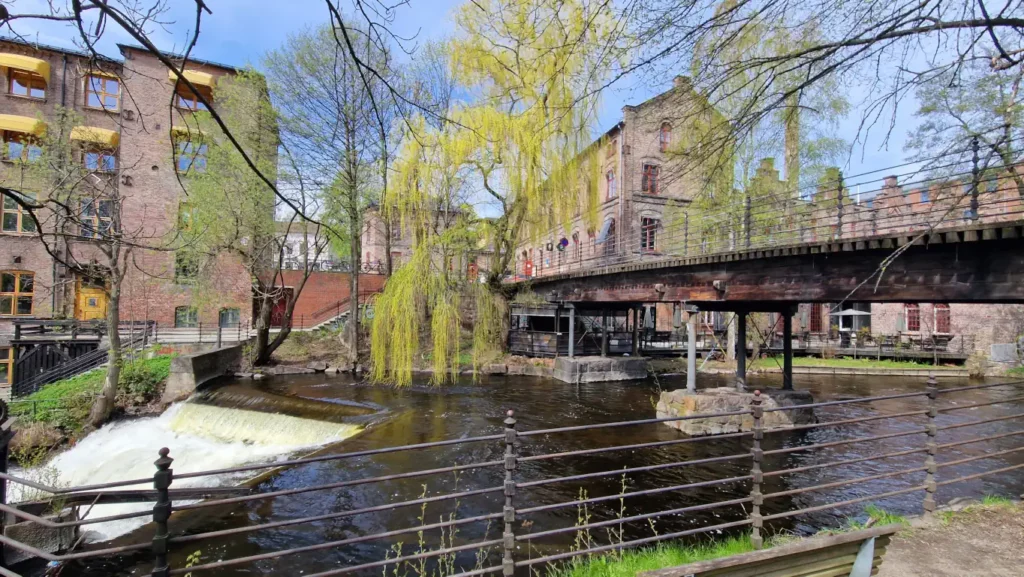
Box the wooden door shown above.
[75,278,108,321]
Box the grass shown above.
[750,355,947,370]
[9,353,174,431]
[939,495,1019,525]
[981,494,1015,508]
[548,535,756,577]
[1007,366,1024,377]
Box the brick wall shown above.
[277,271,386,324]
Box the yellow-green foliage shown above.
[371,0,623,385]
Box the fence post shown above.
[502,410,518,577]
[923,375,938,515]
[151,447,173,577]
[216,324,223,348]
[749,390,764,549]
[970,136,980,219]
[198,322,203,344]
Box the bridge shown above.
[515,163,1024,388]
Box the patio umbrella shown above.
[829,309,873,317]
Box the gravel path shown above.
[879,502,1024,577]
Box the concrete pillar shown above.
[783,307,794,390]
[554,305,562,357]
[632,306,641,356]
[687,310,697,392]
[726,312,737,361]
[601,308,609,357]
[568,306,575,358]
[736,311,747,390]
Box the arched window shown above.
[904,304,920,332]
[606,170,617,200]
[642,163,660,194]
[934,304,951,333]
[603,219,617,257]
[659,123,672,152]
[572,231,581,260]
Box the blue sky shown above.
[11,0,919,193]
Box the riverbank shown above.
[7,352,175,465]
[550,498,1023,577]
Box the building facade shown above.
[1,39,261,385]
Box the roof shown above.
[117,44,246,74]
[0,36,121,64]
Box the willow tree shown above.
[370,0,623,385]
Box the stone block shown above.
[306,360,328,372]
[656,387,815,436]
[553,356,648,383]
[162,344,243,404]
[4,509,77,565]
[482,363,508,375]
[263,365,316,376]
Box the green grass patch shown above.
[9,353,174,432]
[751,355,944,370]
[1007,366,1024,377]
[547,535,755,577]
[981,494,1015,508]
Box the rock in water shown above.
[656,387,815,436]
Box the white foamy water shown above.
[13,402,362,541]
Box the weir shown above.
[13,385,373,543]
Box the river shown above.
[18,371,1024,576]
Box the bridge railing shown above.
[0,377,1022,575]
[519,148,1024,280]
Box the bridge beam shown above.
[782,307,794,391]
[686,309,697,392]
[735,311,747,391]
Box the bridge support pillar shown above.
[601,309,609,357]
[632,306,641,356]
[686,310,697,392]
[736,311,747,391]
[567,306,575,358]
[782,307,794,390]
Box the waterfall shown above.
[14,401,363,542]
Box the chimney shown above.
[673,75,692,90]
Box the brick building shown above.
[1,39,263,384]
[513,76,707,279]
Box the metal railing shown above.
[515,139,1024,282]
[0,377,1021,575]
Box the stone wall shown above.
[161,343,243,404]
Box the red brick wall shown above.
[278,271,386,325]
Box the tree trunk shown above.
[783,93,800,195]
[348,209,361,371]
[253,292,274,365]
[88,282,121,428]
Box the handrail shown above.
[0,376,1019,575]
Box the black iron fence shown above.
[0,377,1022,575]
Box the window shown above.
[606,138,617,159]
[85,75,120,111]
[934,304,951,333]
[2,191,38,234]
[604,219,616,257]
[572,231,581,260]
[176,140,208,173]
[810,303,824,333]
[80,198,115,239]
[175,84,210,111]
[606,170,617,200]
[178,202,197,231]
[9,70,45,99]
[659,123,672,152]
[920,190,930,203]
[174,252,199,284]
[0,271,34,316]
[219,307,240,328]
[905,303,920,332]
[174,306,199,328]
[0,347,11,386]
[390,220,402,240]
[640,217,659,252]
[3,131,42,162]
[83,148,117,172]
[642,163,660,194]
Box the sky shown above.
[10,0,921,197]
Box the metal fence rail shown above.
[0,377,1021,575]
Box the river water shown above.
[22,371,1024,576]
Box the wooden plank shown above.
[964,229,979,242]
[640,526,900,577]
[1001,226,1019,239]
[982,229,997,241]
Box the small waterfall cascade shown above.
[14,398,365,542]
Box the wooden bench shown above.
[640,524,901,577]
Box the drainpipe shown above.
[60,54,67,106]
[53,55,67,316]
